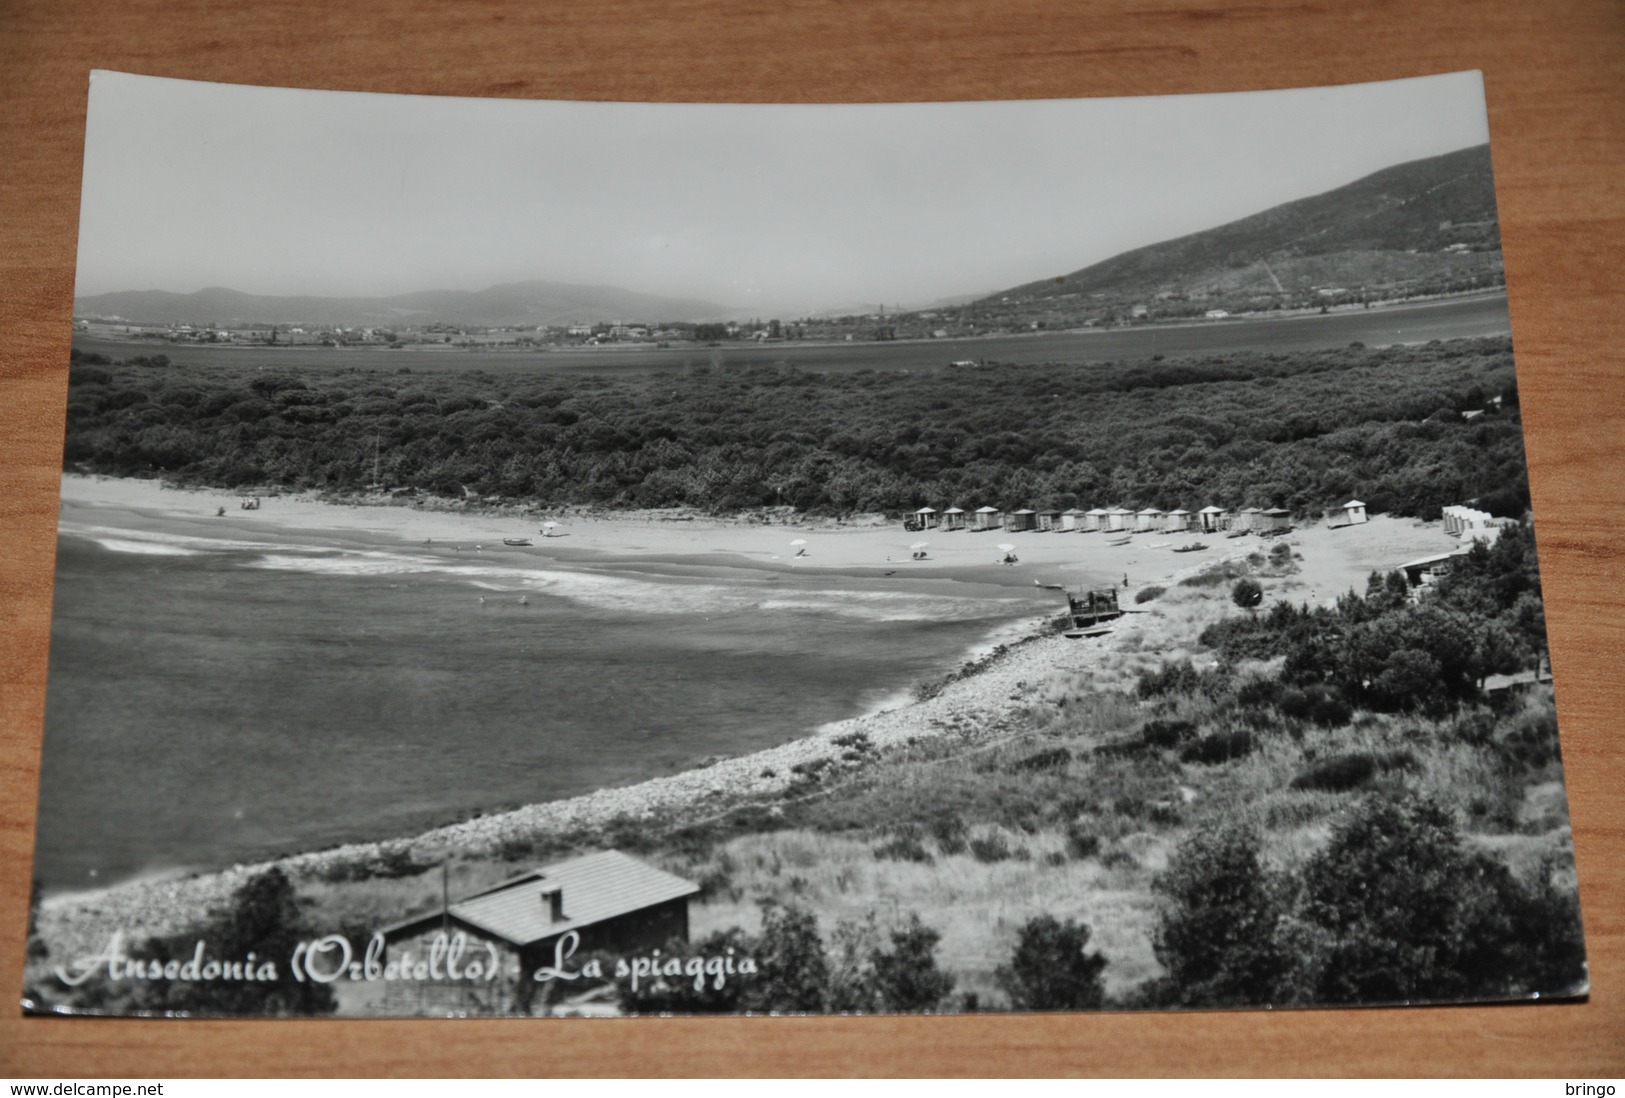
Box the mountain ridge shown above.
[74,279,736,328]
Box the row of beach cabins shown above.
[906,500,1371,535]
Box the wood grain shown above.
[2,0,1621,1077]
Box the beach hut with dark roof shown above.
[1036,509,1063,532]
[1237,506,1262,532]
[381,850,700,1014]
[1163,508,1193,532]
[1256,507,1292,533]
[941,506,967,531]
[1007,508,1037,532]
[1198,505,1228,533]
[973,506,1002,531]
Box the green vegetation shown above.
[65,336,1525,518]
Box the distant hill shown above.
[74,280,735,328]
[981,144,1502,316]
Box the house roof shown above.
[942,507,965,514]
[1344,500,1366,508]
[975,506,1000,513]
[1261,507,1291,516]
[1166,509,1191,516]
[1086,508,1110,516]
[1012,508,1036,515]
[914,506,938,514]
[1137,508,1162,515]
[436,851,699,949]
[1198,506,1224,514]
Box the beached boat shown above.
[1226,529,1249,539]
[503,537,533,547]
[1106,535,1132,546]
[1064,626,1115,639]
[1172,542,1209,553]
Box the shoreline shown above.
[33,475,1467,948]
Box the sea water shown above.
[35,527,1052,891]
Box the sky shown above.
[74,70,1492,316]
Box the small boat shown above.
[1106,536,1132,546]
[503,537,533,547]
[1172,542,1209,553]
[1064,626,1114,639]
[1034,580,1065,591]
[1226,529,1249,539]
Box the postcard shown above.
[24,70,1585,1016]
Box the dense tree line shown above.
[64,337,1526,518]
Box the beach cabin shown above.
[1007,508,1037,532]
[973,506,1003,531]
[1236,506,1262,532]
[1060,508,1083,532]
[1084,507,1109,532]
[1256,507,1292,534]
[912,506,940,531]
[1036,509,1063,532]
[941,507,967,531]
[1399,549,1469,597]
[1340,500,1369,526]
[1104,507,1133,533]
[380,850,699,1015]
[1198,506,1227,533]
[1135,508,1163,533]
[1163,508,1194,533]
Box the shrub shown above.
[1289,749,1416,793]
[1008,746,1072,772]
[1179,730,1255,765]
[742,902,830,1013]
[1065,821,1102,859]
[968,832,1014,863]
[1232,578,1264,609]
[925,809,969,856]
[873,834,934,864]
[994,915,1108,1011]
[1134,585,1165,604]
[1151,824,1289,1007]
[1141,718,1197,749]
[871,914,956,1012]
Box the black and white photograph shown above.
[24,69,1587,1018]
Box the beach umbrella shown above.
[997,543,1015,552]
[910,541,929,550]
[790,539,807,546]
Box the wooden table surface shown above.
[2,0,1622,1078]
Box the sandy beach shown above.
[34,475,1465,951]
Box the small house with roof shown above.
[1060,508,1084,532]
[1256,507,1292,534]
[911,506,940,530]
[1007,508,1037,532]
[941,506,966,531]
[973,506,1002,531]
[1036,509,1063,532]
[1198,506,1227,533]
[1340,500,1368,526]
[1236,506,1262,532]
[1084,507,1110,532]
[1135,508,1163,532]
[380,850,699,1015]
[1163,508,1193,532]
[1104,507,1133,533]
